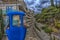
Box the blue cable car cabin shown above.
[6,11,27,40]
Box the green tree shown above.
[35,6,60,40]
[0,9,4,40]
[0,9,2,40]
[35,6,59,24]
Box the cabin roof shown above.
[7,11,25,16]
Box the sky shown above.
[24,0,60,13]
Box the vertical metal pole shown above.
[9,15,13,28]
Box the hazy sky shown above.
[24,0,60,13]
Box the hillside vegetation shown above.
[35,6,60,33]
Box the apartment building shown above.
[0,0,26,27]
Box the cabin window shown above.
[12,15,21,27]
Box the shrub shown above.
[44,27,52,33]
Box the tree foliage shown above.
[35,6,59,24]
[35,6,60,33]
[0,9,4,40]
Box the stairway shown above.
[24,10,41,40]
